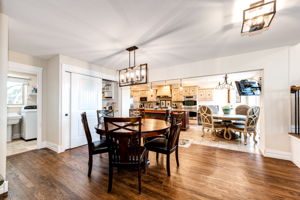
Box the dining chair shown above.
[144,109,172,144]
[235,105,250,115]
[97,109,114,124]
[228,106,260,145]
[197,105,219,125]
[144,112,183,176]
[81,112,109,177]
[104,116,147,194]
[199,105,226,140]
[129,108,145,118]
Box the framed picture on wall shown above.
[166,100,171,107]
[160,100,166,108]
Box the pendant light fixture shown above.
[216,74,234,90]
[119,46,148,87]
[241,0,276,36]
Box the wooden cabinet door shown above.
[172,88,178,101]
[205,89,213,101]
[147,90,157,101]
[140,90,147,97]
[131,91,140,102]
[183,87,190,96]
[178,89,184,101]
[189,87,198,96]
[198,89,206,101]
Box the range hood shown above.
[157,85,171,97]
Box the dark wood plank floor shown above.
[5,144,300,200]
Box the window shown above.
[7,81,24,105]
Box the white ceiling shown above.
[2,0,300,69]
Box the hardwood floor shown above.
[5,144,300,200]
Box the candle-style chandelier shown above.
[216,74,234,89]
[119,46,148,87]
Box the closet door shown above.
[70,73,102,148]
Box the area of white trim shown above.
[0,181,8,194]
[263,148,292,161]
[40,141,63,153]
[8,61,43,149]
[290,135,300,168]
[62,64,116,81]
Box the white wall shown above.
[0,13,8,194]
[149,46,292,157]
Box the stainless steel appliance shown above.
[183,96,197,119]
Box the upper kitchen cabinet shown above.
[198,88,214,101]
[147,89,157,102]
[172,88,184,101]
[183,86,198,96]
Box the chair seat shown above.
[144,137,171,153]
[228,124,255,132]
[93,138,108,153]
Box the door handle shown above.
[65,113,69,116]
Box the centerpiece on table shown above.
[222,105,232,114]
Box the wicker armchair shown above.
[228,106,260,145]
[199,106,226,140]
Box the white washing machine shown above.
[21,108,37,140]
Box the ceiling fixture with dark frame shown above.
[216,74,234,90]
[119,46,148,87]
[241,0,276,36]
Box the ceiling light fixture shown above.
[119,46,148,87]
[241,0,276,36]
[216,74,234,90]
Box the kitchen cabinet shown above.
[183,86,198,96]
[198,88,214,101]
[172,88,184,101]
[147,89,157,101]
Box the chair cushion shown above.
[144,137,168,153]
[93,138,108,152]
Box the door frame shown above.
[8,61,43,149]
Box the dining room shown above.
[2,0,300,199]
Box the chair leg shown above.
[138,163,142,194]
[108,165,113,193]
[156,152,159,162]
[253,131,257,143]
[201,127,205,137]
[243,132,247,145]
[167,154,171,176]
[88,155,93,177]
[175,147,179,167]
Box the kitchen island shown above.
[144,109,189,130]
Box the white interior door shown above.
[70,73,102,148]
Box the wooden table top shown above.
[95,118,171,136]
[212,114,247,121]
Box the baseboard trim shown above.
[264,148,292,161]
[0,181,8,195]
[40,141,63,153]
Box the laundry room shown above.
[6,70,38,156]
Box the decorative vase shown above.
[222,108,231,114]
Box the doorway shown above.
[6,62,43,156]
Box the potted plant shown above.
[222,105,232,114]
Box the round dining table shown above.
[95,118,171,138]
[212,114,247,140]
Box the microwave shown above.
[140,97,147,102]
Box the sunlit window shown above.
[7,81,24,105]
